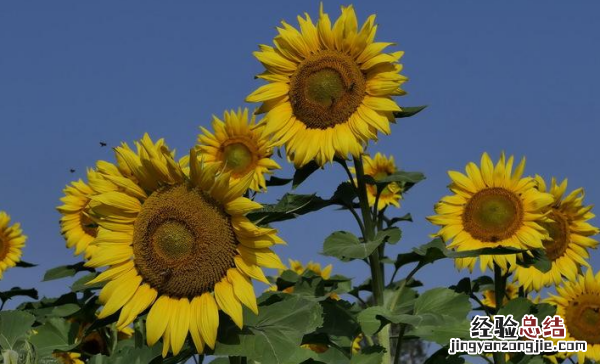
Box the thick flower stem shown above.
[493,263,506,364]
[353,156,391,364]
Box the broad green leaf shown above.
[322,231,381,261]
[32,303,81,319]
[350,349,384,364]
[215,295,323,364]
[498,298,532,322]
[292,160,320,189]
[29,317,79,359]
[359,288,471,345]
[90,346,162,364]
[43,262,94,281]
[393,105,427,119]
[0,311,35,349]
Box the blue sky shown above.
[1,0,599,318]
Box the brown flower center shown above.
[289,50,366,129]
[541,210,570,261]
[463,188,524,242]
[132,183,237,298]
[565,293,600,344]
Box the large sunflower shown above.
[353,153,402,211]
[84,134,285,357]
[0,211,26,279]
[246,4,407,167]
[514,177,599,292]
[197,108,280,192]
[428,153,554,272]
[545,269,600,363]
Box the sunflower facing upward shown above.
[428,153,554,273]
[197,108,280,192]
[545,269,600,363]
[246,4,407,167]
[514,177,599,292]
[83,134,285,357]
[0,211,26,279]
[353,153,403,211]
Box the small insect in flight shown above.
[69,169,76,173]
[99,142,107,147]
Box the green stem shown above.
[392,324,406,364]
[353,155,391,364]
[492,263,506,364]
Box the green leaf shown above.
[32,303,81,319]
[317,300,360,348]
[322,231,381,261]
[374,227,402,245]
[215,295,323,364]
[330,182,357,207]
[15,261,37,268]
[71,272,103,292]
[350,347,384,364]
[43,262,95,281]
[247,193,331,225]
[516,248,552,273]
[0,311,35,349]
[393,105,427,119]
[423,347,465,364]
[29,317,79,359]
[0,287,38,302]
[292,160,320,189]
[498,298,532,322]
[90,346,162,364]
[358,288,471,345]
[266,176,293,187]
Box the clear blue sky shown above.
[1,1,599,310]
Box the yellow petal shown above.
[170,298,190,355]
[147,295,173,346]
[214,279,243,329]
[198,292,219,349]
[227,269,258,315]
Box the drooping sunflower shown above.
[428,152,554,272]
[84,134,285,357]
[480,283,519,309]
[53,352,84,364]
[0,211,26,279]
[514,177,599,292]
[197,108,280,192]
[545,269,600,363]
[352,153,402,210]
[246,4,407,167]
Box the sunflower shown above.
[246,4,407,167]
[84,134,285,357]
[0,211,26,279]
[481,283,519,309]
[428,152,554,273]
[545,269,600,363]
[197,108,280,192]
[352,153,402,210]
[52,352,84,364]
[514,177,599,292]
